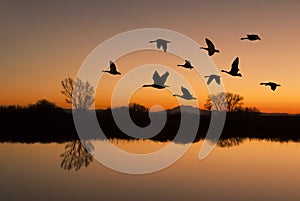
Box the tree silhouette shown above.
[28,99,60,110]
[237,106,261,115]
[61,77,95,110]
[60,140,93,171]
[204,92,244,112]
[129,103,149,113]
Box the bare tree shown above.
[204,92,244,112]
[61,77,95,110]
[204,92,227,111]
[61,77,74,104]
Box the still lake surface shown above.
[1,139,300,201]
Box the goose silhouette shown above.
[200,38,220,56]
[241,34,261,41]
[260,82,281,91]
[149,39,170,52]
[177,60,194,70]
[102,61,121,75]
[173,86,196,100]
[205,74,221,85]
[221,57,242,77]
[143,71,169,89]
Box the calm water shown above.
[1,139,300,201]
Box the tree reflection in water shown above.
[60,140,94,171]
[217,138,244,148]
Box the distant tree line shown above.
[0,99,64,115]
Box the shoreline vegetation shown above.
[1,100,300,144]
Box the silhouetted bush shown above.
[129,103,149,113]
[27,99,64,114]
[234,106,261,115]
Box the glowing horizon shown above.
[1,1,300,114]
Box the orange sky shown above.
[1,1,300,113]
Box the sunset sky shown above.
[1,0,300,113]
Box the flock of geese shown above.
[102,34,281,101]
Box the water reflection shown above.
[217,138,245,148]
[60,140,94,171]
[2,138,300,201]
[58,136,300,171]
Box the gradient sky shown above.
[1,0,300,113]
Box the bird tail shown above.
[149,40,156,43]
[177,65,183,67]
[240,37,247,40]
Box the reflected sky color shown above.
[1,139,300,200]
[1,0,300,113]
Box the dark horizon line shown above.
[62,106,300,116]
[1,102,299,116]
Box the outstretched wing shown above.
[207,76,214,85]
[153,71,169,85]
[161,42,167,52]
[205,38,215,49]
[157,42,162,49]
[181,86,192,97]
[159,71,169,85]
[215,76,221,84]
[185,60,191,65]
[152,71,160,84]
[231,57,239,73]
[110,61,117,72]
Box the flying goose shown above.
[149,39,170,52]
[260,82,281,91]
[177,60,194,70]
[200,38,220,56]
[241,34,261,41]
[205,74,221,85]
[142,70,170,89]
[173,86,196,100]
[221,57,242,77]
[102,61,121,75]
